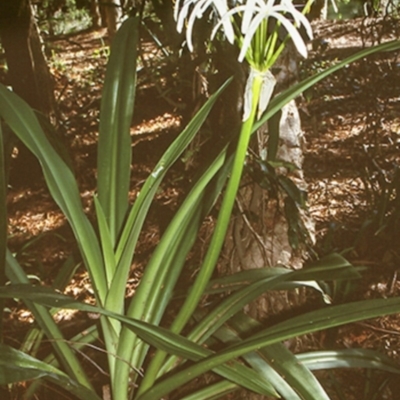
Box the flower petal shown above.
[177,0,313,65]
[211,5,246,42]
[272,12,308,57]
[177,0,236,47]
[238,10,267,62]
[241,0,257,34]
[211,0,235,42]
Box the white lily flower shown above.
[174,0,235,51]
[175,0,314,121]
[212,0,313,62]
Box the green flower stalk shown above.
[170,70,264,328]
[138,0,314,391]
[173,0,313,335]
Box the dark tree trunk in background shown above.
[150,0,182,49]
[0,0,55,185]
[309,0,328,20]
[77,0,106,28]
[0,0,55,116]
[88,0,103,29]
[101,0,122,42]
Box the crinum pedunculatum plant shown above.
[166,0,314,342]
[2,3,400,400]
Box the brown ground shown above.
[299,18,400,399]
[2,16,400,400]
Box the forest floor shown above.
[3,16,400,400]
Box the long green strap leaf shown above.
[185,262,351,348]
[128,149,229,324]
[218,312,329,400]
[298,349,400,373]
[204,253,361,295]
[132,148,234,393]
[110,79,232,303]
[166,73,263,344]
[135,297,400,400]
[2,285,400,400]
[118,196,204,382]
[97,16,139,247]
[129,202,208,392]
[0,84,107,303]
[0,343,101,400]
[214,323,303,400]
[0,285,278,398]
[158,258,356,377]
[179,381,238,400]
[109,82,231,397]
[254,39,400,133]
[5,252,92,389]
[24,324,99,398]
[93,197,117,288]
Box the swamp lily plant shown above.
[1,5,400,400]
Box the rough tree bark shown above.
[150,0,183,49]
[0,0,55,116]
[87,0,103,29]
[309,0,328,20]
[102,0,123,42]
[0,0,56,185]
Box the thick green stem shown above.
[171,72,263,331]
[136,72,264,396]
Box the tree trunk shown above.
[0,0,55,116]
[0,0,55,185]
[101,0,123,42]
[219,44,315,399]
[309,0,328,20]
[150,0,183,49]
[89,0,103,29]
